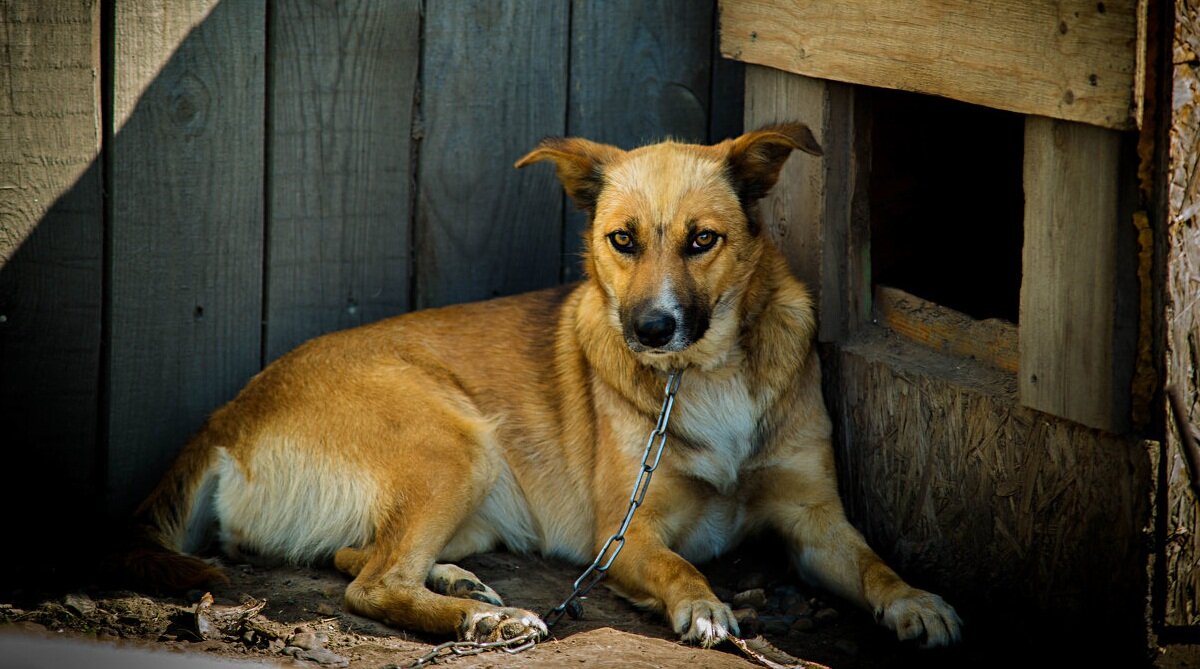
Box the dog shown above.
[127,122,962,648]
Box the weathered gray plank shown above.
[0,0,103,514]
[265,0,419,362]
[108,0,265,516]
[562,0,714,281]
[1019,116,1129,433]
[415,1,568,307]
[709,5,745,143]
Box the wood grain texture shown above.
[561,0,714,281]
[108,0,265,516]
[265,0,419,362]
[1164,0,1200,628]
[415,0,568,308]
[743,65,826,301]
[720,0,1140,130]
[874,285,1019,373]
[1019,116,1129,433]
[827,327,1153,654]
[0,0,103,511]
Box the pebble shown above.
[790,617,815,633]
[814,607,839,624]
[315,602,337,616]
[736,573,766,591]
[63,593,96,617]
[732,588,768,610]
[759,615,794,636]
[784,598,812,617]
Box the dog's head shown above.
[516,123,821,368]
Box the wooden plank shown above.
[720,0,1140,130]
[1163,0,1200,629]
[743,65,826,300]
[561,0,714,282]
[108,0,264,516]
[828,327,1154,655]
[265,0,419,362]
[875,285,1019,373]
[0,1,103,518]
[415,1,568,308]
[1019,116,1129,433]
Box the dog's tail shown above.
[115,432,228,592]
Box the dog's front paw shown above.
[671,599,740,648]
[876,589,962,648]
[459,606,548,643]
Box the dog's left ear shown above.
[724,122,823,206]
[515,138,624,216]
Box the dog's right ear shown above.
[515,138,624,216]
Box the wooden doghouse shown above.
[721,0,1200,656]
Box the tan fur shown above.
[131,124,960,648]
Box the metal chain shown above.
[395,629,541,669]
[393,369,682,667]
[543,369,683,627]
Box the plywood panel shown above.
[0,0,103,514]
[415,1,568,308]
[561,0,714,281]
[720,0,1140,130]
[265,0,419,362]
[829,327,1153,655]
[1163,0,1200,628]
[1019,116,1129,432]
[108,0,265,516]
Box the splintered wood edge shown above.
[873,285,1019,374]
[728,636,832,669]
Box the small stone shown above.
[732,607,758,623]
[63,593,96,617]
[814,608,839,624]
[760,615,794,636]
[736,573,766,591]
[288,629,329,650]
[17,621,47,634]
[732,588,768,610]
[315,602,337,616]
[784,599,812,617]
[790,617,815,633]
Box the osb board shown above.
[1164,0,1200,629]
[826,328,1154,646]
[720,0,1141,130]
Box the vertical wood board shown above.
[720,0,1140,130]
[415,1,568,308]
[562,0,715,281]
[1019,116,1127,432]
[743,65,826,299]
[0,0,103,509]
[108,0,265,516]
[265,0,419,362]
[1164,0,1200,628]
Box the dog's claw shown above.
[460,607,547,643]
[878,589,962,648]
[672,599,739,648]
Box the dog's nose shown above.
[634,311,677,348]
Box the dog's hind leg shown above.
[337,405,544,641]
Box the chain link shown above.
[543,370,683,627]
[393,629,541,669]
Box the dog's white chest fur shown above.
[669,371,759,494]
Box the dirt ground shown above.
[0,541,994,669]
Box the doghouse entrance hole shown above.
[868,88,1024,323]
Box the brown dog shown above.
[129,122,961,648]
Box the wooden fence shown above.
[0,0,743,535]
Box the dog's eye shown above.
[609,231,635,253]
[689,231,718,253]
